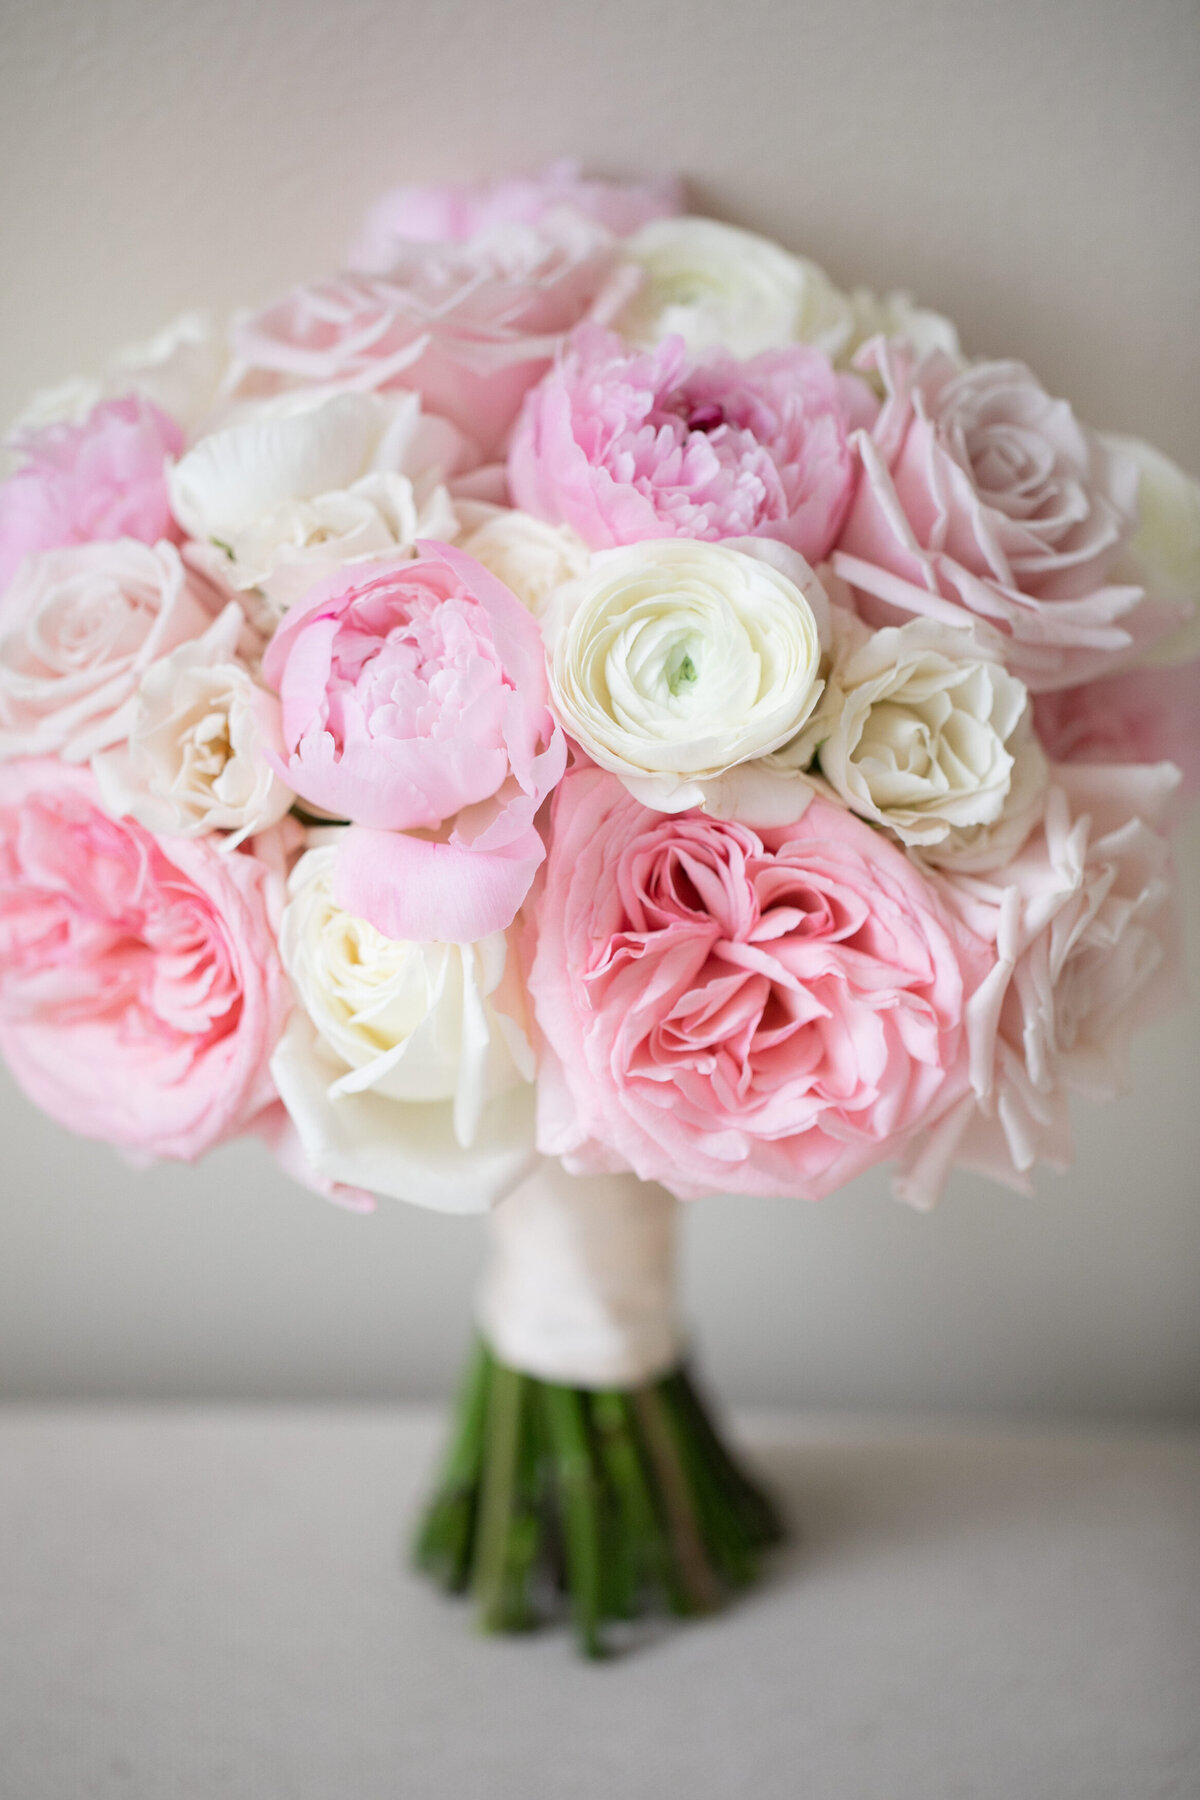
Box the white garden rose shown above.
[168,389,462,616]
[544,538,827,812]
[458,505,590,619]
[91,601,293,844]
[789,609,1039,855]
[1105,434,1200,666]
[846,286,963,366]
[615,218,855,361]
[270,845,539,1212]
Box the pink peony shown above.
[0,760,291,1161]
[261,545,565,943]
[509,326,872,561]
[350,160,683,268]
[1033,659,1200,805]
[0,395,183,592]
[529,767,990,1200]
[230,217,625,459]
[832,344,1180,690]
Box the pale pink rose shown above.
[0,395,182,591]
[832,343,1180,690]
[261,545,565,943]
[350,160,683,268]
[1033,660,1200,805]
[230,216,626,459]
[0,538,217,763]
[0,760,291,1161]
[509,326,872,560]
[896,762,1183,1208]
[528,767,991,1201]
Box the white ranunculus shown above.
[458,505,591,619]
[615,217,855,361]
[544,538,826,812]
[789,610,1038,854]
[91,602,293,844]
[167,389,463,615]
[270,846,539,1212]
[1105,435,1200,666]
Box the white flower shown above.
[1105,434,1200,666]
[167,389,462,616]
[458,505,590,619]
[270,845,538,1212]
[846,287,963,366]
[615,218,855,361]
[91,602,294,844]
[544,538,826,812]
[790,609,1039,856]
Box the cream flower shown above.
[168,389,462,616]
[458,504,590,619]
[790,609,1038,855]
[91,602,293,845]
[270,845,538,1212]
[846,286,963,366]
[544,538,826,812]
[615,218,855,361]
[1105,434,1200,666]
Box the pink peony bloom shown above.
[1033,659,1200,806]
[262,545,565,943]
[832,343,1181,690]
[0,395,183,593]
[230,217,626,459]
[529,766,991,1200]
[509,327,872,561]
[350,160,683,268]
[0,759,291,1161]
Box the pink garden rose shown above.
[0,395,182,592]
[230,216,626,459]
[509,326,872,561]
[0,760,291,1161]
[350,160,683,268]
[1033,659,1200,805]
[262,545,565,943]
[832,343,1179,690]
[529,766,991,1201]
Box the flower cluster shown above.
[1,165,1195,1211]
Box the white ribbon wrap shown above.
[476,1161,682,1388]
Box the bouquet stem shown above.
[413,1335,783,1657]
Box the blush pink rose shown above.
[832,343,1180,690]
[1032,660,1200,805]
[350,160,683,268]
[0,760,291,1161]
[509,326,873,560]
[0,395,183,592]
[261,545,565,943]
[230,216,626,459]
[529,767,991,1200]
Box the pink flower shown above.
[0,760,291,1161]
[230,217,625,459]
[529,767,990,1200]
[262,545,565,943]
[832,344,1180,690]
[509,327,872,560]
[350,160,683,268]
[0,395,183,592]
[1033,660,1200,806]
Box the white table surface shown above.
[0,1407,1196,1800]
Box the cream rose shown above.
[1105,435,1200,666]
[846,286,963,366]
[168,389,462,615]
[544,538,827,812]
[615,218,855,361]
[91,602,294,844]
[790,609,1038,854]
[458,505,591,620]
[270,845,538,1212]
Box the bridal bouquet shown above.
[2,162,1196,1654]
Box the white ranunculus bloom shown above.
[544,539,826,812]
[789,610,1038,854]
[458,505,591,619]
[167,389,463,615]
[270,846,539,1212]
[615,217,855,361]
[92,602,294,844]
[1104,434,1200,666]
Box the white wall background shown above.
[1,0,1197,1416]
